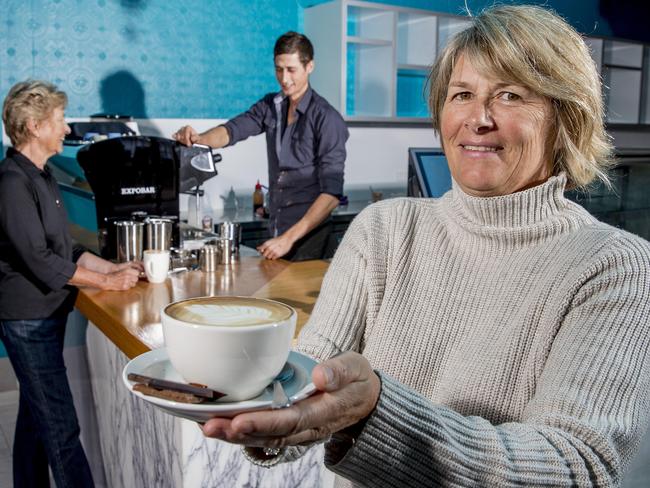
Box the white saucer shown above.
[122,348,317,422]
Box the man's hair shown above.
[428,5,614,189]
[274,31,314,66]
[2,80,67,147]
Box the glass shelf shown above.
[396,68,428,118]
[603,40,643,68]
[346,42,393,117]
[347,5,394,41]
[604,67,642,123]
[438,16,471,52]
[397,12,437,67]
[642,48,650,124]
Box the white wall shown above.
[135,118,438,212]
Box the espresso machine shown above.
[77,135,221,260]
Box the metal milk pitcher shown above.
[145,218,173,251]
[115,221,144,262]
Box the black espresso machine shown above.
[77,135,221,259]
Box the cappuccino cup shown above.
[162,296,296,401]
[144,249,170,283]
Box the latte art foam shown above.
[165,297,292,326]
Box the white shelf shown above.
[604,40,643,68]
[397,63,430,71]
[347,36,392,46]
[307,2,650,125]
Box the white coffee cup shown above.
[144,249,170,284]
[162,296,296,401]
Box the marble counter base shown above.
[86,325,327,487]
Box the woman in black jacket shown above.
[0,80,141,488]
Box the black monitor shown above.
[407,148,452,198]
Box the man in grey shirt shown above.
[174,32,348,261]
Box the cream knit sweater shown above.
[297,174,650,487]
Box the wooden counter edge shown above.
[76,290,150,359]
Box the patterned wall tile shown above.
[0,0,300,118]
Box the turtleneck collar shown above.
[447,173,570,229]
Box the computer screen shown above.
[407,148,452,198]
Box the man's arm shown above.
[173,95,272,148]
[257,193,339,260]
[173,125,230,148]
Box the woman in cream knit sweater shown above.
[203,5,650,487]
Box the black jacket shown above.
[0,148,85,319]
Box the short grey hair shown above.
[428,5,613,189]
[2,80,68,147]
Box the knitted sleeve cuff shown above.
[324,372,411,485]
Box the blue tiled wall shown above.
[0,0,641,123]
[0,0,301,119]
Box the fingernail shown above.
[202,424,223,438]
[322,365,335,386]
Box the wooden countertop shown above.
[75,256,329,359]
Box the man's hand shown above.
[201,352,381,449]
[257,234,295,260]
[172,125,200,146]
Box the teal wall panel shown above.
[0,0,302,119]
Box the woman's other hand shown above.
[101,267,140,291]
[201,351,381,448]
[112,260,144,274]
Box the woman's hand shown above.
[201,352,381,448]
[101,267,140,291]
[70,256,141,290]
[111,260,144,274]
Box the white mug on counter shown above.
[144,250,170,283]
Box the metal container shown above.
[170,247,198,271]
[115,220,144,262]
[199,244,220,272]
[145,218,173,251]
[216,221,241,251]
[215,237,235,265]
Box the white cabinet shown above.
[305,0,469,122]
[305,1,650,126]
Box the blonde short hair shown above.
[2,80,67,147]
[428,5,613,189]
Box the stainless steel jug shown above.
[215,237,234,265]
[145,218,173,251]
[216,221,241,256]
[199,244,220,272]
[115,221,144,262]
